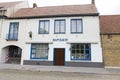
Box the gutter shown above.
[7,13,99,19]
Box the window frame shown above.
[54,19,66,34]
[30,43,49,60]
[8,22,19,40]
[38,20,50,34]
[70,43,91,61]
[71,19,83,34]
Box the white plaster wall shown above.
[0,20,1,37]
[91,43,103,62]
[0,47,9,63]
[0,16,103,64]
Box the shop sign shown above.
[53,38,68,41]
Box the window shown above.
[71,19,83,33]
[54,19,65,34]
[71,43,91,60]
[31,43,49,59]
[39,20,49,34]
[8,22,19,40]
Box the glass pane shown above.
[77,20,82,32]
[61,20,65,33]
[40,22,45,33]
[32,49,36,54]
[86,51,90,59]
[32,44,36,48]
[13,25,18,39]
[55,21,60,33]
[85,44,90,49]
[45,21,49,33]
[80,44,84,49]
[80,53,84,59]
[9,24,14,39]
[72,44,76,49]
[31,54,36,58]
[71,20,76,32]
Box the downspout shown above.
[101,33,105,68]
[98,16,105,68]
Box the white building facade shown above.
[0,3,103,67]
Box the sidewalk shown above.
[0,64,120,75]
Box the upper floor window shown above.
[71,43,91,60]
[7,22,19,40]
[54,19,66,34]
[71,19,83,33]
[39,20,49,34]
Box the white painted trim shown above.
[67,41,98,44]
[26,41,53,44]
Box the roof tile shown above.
[100,15,120,34]
[10,4,98,18]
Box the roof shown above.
[100,15,120,34]
[9,4,99,18]
[0,1,23,11]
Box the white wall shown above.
[0,47,9,63]
[0,16,103,64]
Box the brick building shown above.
[100,15,120,67]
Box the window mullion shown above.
[44,21,45,33]
[59,21,61,33]
[76,20,77,32]
[84,44,86,59]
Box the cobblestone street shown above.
[0,69,120,80]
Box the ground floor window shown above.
[31,43,49,59]
[71,43,91,60]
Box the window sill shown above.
[71,59,91,61]
[6,39,18,41]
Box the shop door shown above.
[54,48,65,66]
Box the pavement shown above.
[0,64,120,75]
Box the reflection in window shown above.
[31,43,49,59]
[54,20,65,34]
[71,43,91,60]
[39,20,49,34]
[71,19,83,33]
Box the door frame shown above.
[53,48,65,66]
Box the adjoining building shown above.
[0,1,103,67]
[0,1,29,64]
[100,15,120,68]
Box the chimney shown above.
[92,0,95,5]
[33,3,37,8]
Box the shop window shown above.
[31,43,49,59]
[71,43,91,60]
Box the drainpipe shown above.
[101,33,105,68]
[98,16,105,68]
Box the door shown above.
[8,46,22,64]
[54,48,65,66]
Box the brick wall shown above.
[101,34,120,67]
